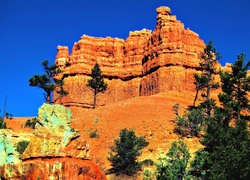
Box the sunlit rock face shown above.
[21,103,90,160]
[0,130,33,166]
[0,104,107,180]
[54,6,206,108]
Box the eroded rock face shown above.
[0,158,106,180]
[0,130,33,166]
[56,6,250,108]
[54,6,205,107]
[0,104,106,180]
[21,103,90,160]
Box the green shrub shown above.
[107,128,149,175]
[172,103,179,116]
[5,112,13,119]
[141,159,154,166]
[16,140,30,154]
[174,109,204,137]
[89,129,99,138]
[155,140,191,180]
[25,118,38,129]
[174,115,189,137]
[143,169,156,180]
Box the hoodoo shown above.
[54,6,205,107]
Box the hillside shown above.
[6,90,203,179]
[70,90,203,162]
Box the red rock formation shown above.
[54,6,206,107]
[0,104,107,180]
[1,158,106,180]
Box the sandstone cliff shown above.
[54,6,206,107]
[0,104,106,180]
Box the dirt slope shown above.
[6,91,203,178]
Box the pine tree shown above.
[87,63,107,108]
[193,40,220,116]
[175,41,221,138]
[193,74,209,107]
[107,129,149,175]
[219,53,250,124]
[29,60,68,104]
[191,53,250,179]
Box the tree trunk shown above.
[46,96,50,104]
[45,91,52,104]
[193,89,199,107]
[207,86,210,101]
[207,72,211,101]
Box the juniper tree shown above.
[87,63,107,108]
[29,60,68,104]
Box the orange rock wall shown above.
[1,158,106,180]
[55,6,205,107]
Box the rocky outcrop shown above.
[141,6,205,95]
[21,104,90,160]
[0,104,106,180]
[54,6,206,107]
[0,130,33,166]
[0,158,106,179]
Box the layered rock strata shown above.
[55,6,205,107]
[0,104,106,179]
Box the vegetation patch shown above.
[108,128,149,175]
[89,129,99,138]
[16,140,30,154]
[25,117,38,129]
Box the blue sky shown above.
[0,0,249,116]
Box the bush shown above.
[143,169,156,180]
[141,159,154,166]
[174,115,189,137]
[174,109,204,137]
[172,103,179,116]
[25,118,38,129]
[107,128,149,175]
[16,140,30,154]
[155,140,191,180]
[5,112,13,119]
[89,129,99,138]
